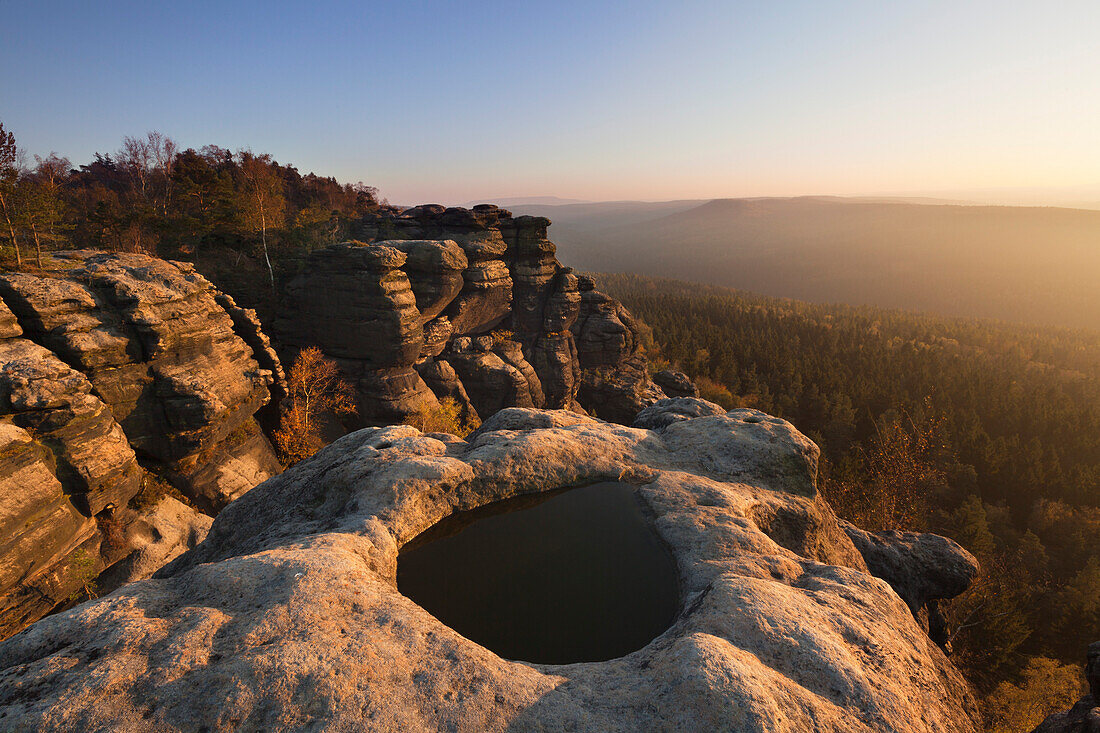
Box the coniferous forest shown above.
[596,272,1099,723]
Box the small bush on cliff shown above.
[67,549,98,602]
[404,397,479,438]
[275,346,357,464]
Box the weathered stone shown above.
[0,408,980,732]
[0,339,141,516]
[633,396,727,430]
[0,421,98,639]
[653,369,698,398]
[0,251,281,638]
[385,239,467,322]
[0,252,280,506]
[274,242,421,366]
[493,338,544,408]
[577,353,665,424]
[274,242,438,424]
[415,359,478,423]
[334,208,664,420]
[214,292,286,400]
[445,340,535,419]
[97,497,212,589]
[840,521,980,614]
[420,316,453,358]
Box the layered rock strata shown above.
[0,251,281,639]
[275,205,667,425]
[0,403,980,731]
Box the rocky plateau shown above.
[0,400,982,731]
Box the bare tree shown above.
[237,149,285,291]
[118,134,153,200]
[147,131,177,215]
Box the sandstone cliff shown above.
[0,400,980,731]
[274,205,666,425]
[0,251,282,638]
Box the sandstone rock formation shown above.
[0,404,980,731]
[841,519,979,650]
[274,205,668,425]
[0,251,281,639]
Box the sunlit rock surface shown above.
[0,251,281,638]
[0,406,979,732]
[275,205,667,425]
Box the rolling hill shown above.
[513,197,1100,331]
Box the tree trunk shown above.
[0,190,20,266]
[30,221,42,268]
[261,204,274,292]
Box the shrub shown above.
[274,346,357,464]
[404,397,479,438]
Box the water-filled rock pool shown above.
[397,481,680,664]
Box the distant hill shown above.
[463,195,592,207]
[512,197,1100,331]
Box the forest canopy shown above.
[0,124,383,311]
[596,272,1099,725]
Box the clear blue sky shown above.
[3,0,1099,204]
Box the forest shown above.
[0,124,382,316]
[596,272,1100,729]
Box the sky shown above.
[3,0,1100,205]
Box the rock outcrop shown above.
[841,520,979,651]
[0,405,980,731]
[0,251,282,639]
[274,205,667,425]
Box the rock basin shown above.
[398,481,680,664]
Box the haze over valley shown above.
[513,196,1100,331]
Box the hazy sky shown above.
[4,1,1099,205]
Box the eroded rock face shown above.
[840,519,979,650]
[0,251,282,639]
[275,206,663,425]
[0,407,980,732]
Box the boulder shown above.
[577,353,665,424]
[385,239,467,322]
[96,496,212,589]
[444,234,513,335]
[633,396,727,429]
[653,369,698,398]
[0,407,980,732]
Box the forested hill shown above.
[595,272,1100,723]
[519,197,1100,331]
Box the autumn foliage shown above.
[403,397,480,438]
[274,347,357,464]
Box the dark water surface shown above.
[396,482,680,664]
